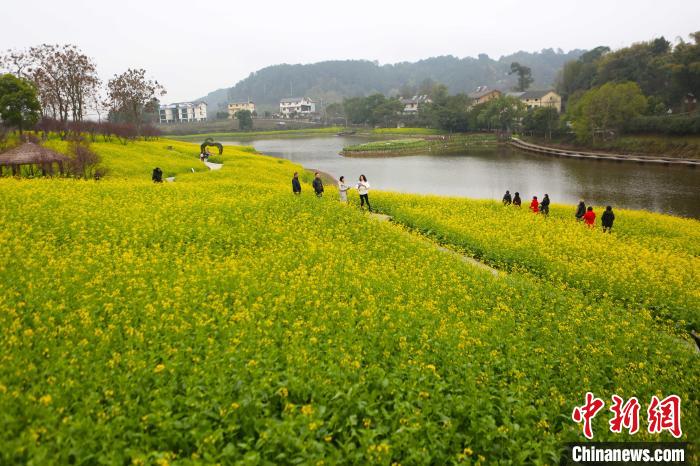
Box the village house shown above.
[400,95,432,114]
[468,87,502,107]
[508,90,562,113]
[159,102,208,123]
[279,97,316,118]
[228,101,256,118]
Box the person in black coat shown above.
[292,172,301,195]
[601,206,615,232]
[152,167,163,183]
[502,190,512,205]
[540,194,550,216]
[575,200,586,221]
[312,172,324,197]
[513,192,522,207]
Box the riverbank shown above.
[239,135,700,218]
[511,137,700,167]
[170,127,447,142]
[341,134,498,157]
[521,134,700,159]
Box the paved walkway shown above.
[204,161,223,170]
[510,138,700,167]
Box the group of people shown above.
[199,148,211,162]
[292,172,372,211]
[575,200,616,232]
[502,190,616,232]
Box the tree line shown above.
[0,44,166,136]
[338,84,539,135]
[557,32,700,113]
[199,50,583,112]
[338,31,700,143]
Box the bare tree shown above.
[0,48,34,78]
[105,69,165,131]
[1,44,100,123]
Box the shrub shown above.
[624,114,700,135]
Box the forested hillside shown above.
[198,49,583,111]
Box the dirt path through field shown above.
[368,212,500,277]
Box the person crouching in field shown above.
[338,176,351,203]
[502,190,512,205]
[575,200,586,221]
[313,172,324,197]
[292,172,301,195]
[601,206,615,232]
[513,192,521,207]
[540,194,550,216]
[357,175,371,212]
[583,206,596,227]
[530,196,539,213]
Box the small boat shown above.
[336,130,356,136]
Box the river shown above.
[222,136,700,219]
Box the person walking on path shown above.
[338,176,351,203]
[152,167,163,183]
[292,172,302,195]
[575,200,586,221]
[583,206,596,227]
[601,206,615,232]
[529,196,539,214]
[513,192,521,207]
[502,190,512,206]
[357,175,371,211]
[312,172,324,197]
[540,194,550,216]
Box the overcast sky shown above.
[1,0,698,102]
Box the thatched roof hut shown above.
[0,142,69,175]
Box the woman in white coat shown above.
[357,174,371,212]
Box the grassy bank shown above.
[0,138,697,463]
[342,133,498,156]
[170,127,448,142]
[523,134,700,159]
[170,126,345,142]
[369,127,446,136]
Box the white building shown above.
[279,97,316,118]
[159,102,208,124]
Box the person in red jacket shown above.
[583,206,596,227]
[529,196,539,213]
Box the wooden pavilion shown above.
[0,142,69,176]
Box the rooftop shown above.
[0,142,69,166]
[519,90,557,100]
[468,88,501,99]
[401,95,432,104]
[159,101,207,109]
[280,97,314,103]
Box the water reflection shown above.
[223,137,700,219]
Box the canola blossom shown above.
[0,139,698,464]
[373,193,700,329]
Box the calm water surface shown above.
[223,137,700,219]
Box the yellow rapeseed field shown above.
[373,193,700,328]
[0,138,697,464]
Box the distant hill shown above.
[197,49,584,112]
